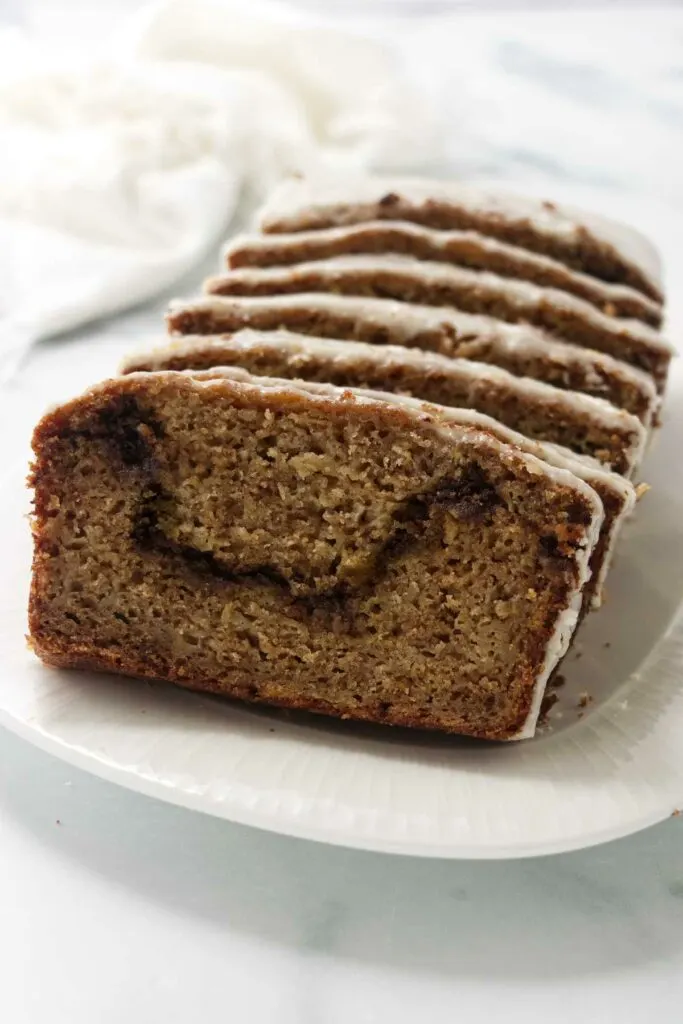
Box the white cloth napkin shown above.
[0,0,441,368]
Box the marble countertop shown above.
[2,5,683,1022]
[2,718,683,1024]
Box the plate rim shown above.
[2,598,683,860]
[0,703,679,859]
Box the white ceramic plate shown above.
[3,364,683,859]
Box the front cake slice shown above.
[28,371,602,740]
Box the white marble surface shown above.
[3,4,683,1022]
[2,723,683,1024]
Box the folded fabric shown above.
[0,0,441,358]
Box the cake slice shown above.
[257,175,663,301]
[167,294,658,423]
[205,256,672,391]
[122,330,646,475]
[28,370,602,741]
[225,223,662,326]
